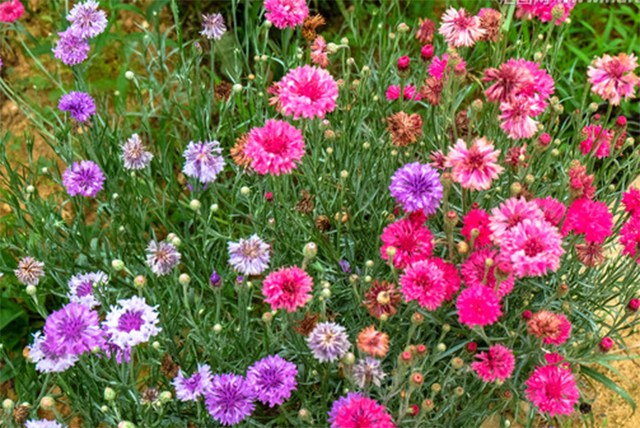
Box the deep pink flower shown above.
[456,285,502,328]
[385,84,421,101]
[400,259,447,311]
[420,44,434,61]
[270,65,338,120]
[484,59,554,103]
[517,0,576,25]
[562,198,613,243]
[262,266,313,312]
[599,337,614,353]
[461,208,492,248]
[245,119,305,175]
[489,197,545,243]
[445,137,503,191]
[580,124,613,159]
[568,160,595,200]
[397,55,410,73]
[438,7,485,47]
[471,344,515,382]
[622,187,640,216]
[525,363,579,417]
[428,53,466,81]
[620,216,640,262]
[332,394,396,428]
[263,0,309,29]
[534,196,566,227]
[433,257,461,301]
[461,248,514,298]
[0,0,23,22]
[380,213,434,269]
[587,53,639,105]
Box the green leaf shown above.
[581,365,636,413]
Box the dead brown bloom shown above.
[315,215,331,231]
[160,353,180,379]
[293,312,321,336]
[231,134,253,169]
[419,77,443,106]
[214,81,232,101]
[296,190,315,215]
[302,14,326,41]
[479,9,502,42]
[415,18,436,44]
[576,242,606,267]
[385,111,423,147]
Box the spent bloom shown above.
[62,160,105,197]
[439,7,485,47]
[67,0,108,38]
[380,212,434,269]
[201,13,226,40]
[228,234,271,276]
[103,295,161,349]
[527,311,572,346]
[263,0,309,29]
[173,364,213,402]
[270,65,338,119]
[182,140,225,184]
[456,285,502,328]
[587,53,639,105]
[357,326,389,358]
[146,240,181,276]
[53,29,90,66]
[246,355,298,407]
[353,357,386,388]
[67,271,108,309]
[445,137,504,191]
[43,302,103,356]
[262,266,313,312]
[0,0,23,22]
[121,133,153,170]
[525,362,579,416]
[471,344,516,383]
[245,119,305,176]
[307,322,350,363]
[205,374,256,426]
[389,162,442,215]
[15,256,45,286]
[363,280,401,319]
[385,111,424,147]
[58,91,96,122]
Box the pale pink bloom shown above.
[498,95,541,140]
[428,53,466,81]
[579,124,613,159]
[385,84,421,101]
[438,7,485,47]
[445,137,504,191]
[310,36,330,68]
[263,0,309,29]
[587,53,639,105]
[489,197,545,243]
[471,344,515,383]
[271,65,338,120]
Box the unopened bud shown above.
[189,199,201,211]
[410,372,424,387]
[179,274,190,286]
[342,352,355,365]
[452,357,464,369]
[26,285,37,296]
[303,242,317,259]
[40,396,54,410]
[104,387,116,401]
[134,275,146,289]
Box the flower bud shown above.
[189,199,201,211]
[299,408,311,421]
[152,341,160,349]
[397,22,409,33]
[342,352,355,365]
[101,405,108,412]
[303,242,317,259]
[240,186,250,195]
[557,283,569,297]
[452,357,464,369]
[410,372,424,387]
[159,391,172,403]
[26,285,37,296]
[210,270,222,289]
[416,344,428,357]
[412,312,424,325]
[104,387,116,401]
[210,203,219,212]
[400,351,413,364]
[179,274,190,286]
[386,246,397,259]
[457,241,469,254]
[111,259,125,271]
[617,116,627,127]
[125,71,135,80]
[262,312,273,324]
[436,343,446,353]
[397,55,411,76]
[422,398,434,412]
[510,182,522,196]
[444,210,458,232]
[471,98,483,113]
[321,288,331,299]
[134,275,146,289]
[431,383,441,394]
[2,398,14,412]
[118,422,136,428]
[454,386,465,397]
[232,83,243,93]
[522,310,532,320]
[627,298,640,312]
[599,337,614,353]
[551,4,566,20]
[466,342,477,353]
[213,323,222,332]
[420,44,434,61]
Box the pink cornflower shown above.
[461,208,492,248]
[525,363,579,417]
[483,59,535,103]
[438,7,485,48]
[471,344,515,383]
[500,219,565,278]
[461,248,514,298]
[517,0,575,25]
[456,285,502,328]
[245,119,305,176]
[489,197,546,243]
[433,257,461,301]
[262,266,313,313]
[620,216,640,262]
[562,199,613,243]
[527,311,571,345]
[445,137,504,191]
[385,85,421,101]
[534,196,566,227]
[310,36,330,68]
[428,53,466,81]
[622,187,640,216]
[263,0,309,29]
[270,65,338,120]
[0,0,23,22]
[331,394,396,428]
[499,95,541,140]
[579,124,613,159]
[380,212,434,269]
[399,259,447,311]
[587,53,639,105]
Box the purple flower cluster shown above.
[53,0,107,66]
[58,92,96,123]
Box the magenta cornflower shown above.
[53,29,90,66]
[67,0,107,38]
[173,364,213,402]
[271,65,338,119]
[205,373,256,426]
[400,259,447,311]
[429,53,466,81]
[525,362,579,417]
[182,140,225,184]
[307,322,350,363]
[0,0,23,22]
[620,216,640,262]
[146,240,181,276]
[245,119,305,176]
[103,295,161,349]
[246,355,298,407]
[517,0,575,25]
[121,133,153,170]
[389,162,442,214]
[263,0,309,29]
[433,257,462,301]
[62,160,105,197]
[262,266,313,312]
[562,198,613,243]
[489,197,545,243]
[380,212,434,269]
[330,394,396,428]
[461,208,492,248]
[385,84,421,101]
[461,248,514,298]
[328,393,363,425]
[534,196,566,227]
[201,13,226,40]
[445,137,504,191]
[438,7,485,47]
[67,271,107,309]
[44,302,103,356]
[28,332,78,373]
[456,285,502,328]
[15,256,45,286]
[471,344,515,383]
[622,186,640,216]
[579,124,613,159]
[228,234,271,276]
[587,53,639,105]
[58,92,96,122]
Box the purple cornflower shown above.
[26,420,66,428]
[328,392,363,425]
[28,331,78,373]
[43,302,103,356]
[100,333,131,364]
[173,364,213,402]
[201,13,226,40]
[15,256,44,285]
[67,270,107,309]
[307,322,350,363]
[146,240,181,276]
[121,133,153,170]
[228,234,270,276]
[246,355,297,407]
[103,295,161,348]
[58,91,96,122]
[339,259,351,273]
[210,269,222,288]
[52,28,90,66]
[67,0,107,39]
[390,162,443,214]
[352,357,386,388]
[205,373,256,426]
[182,140,225,184]
[62,160,105,197]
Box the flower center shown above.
[523,237,545,257]
[76,280,94,297]
[117,310,145,333]
[261,136,289,155]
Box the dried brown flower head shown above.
[315,215,331,231]
[479,9,502,42]
[215,81,233,101]
[160,353,180,379]
[231,134,253,169]
[505,144,529,170]
[363,280,401,319]
[302,14,326,40]
[576,242,606,267]
[142,387,160,405]
[419,77,443,106]
[296,190,315,215]
[13,404,30,424]
[527,311,564,342]
[293,312,321,336]
[385,111,423,147]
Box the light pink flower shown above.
[438,7,485,47]
[245,119,305,175]
[499,95,541,140]
[310,36,330,68]
[263,0,309,29]
[471,344,515,382]
[489,197,545,244]
[587,53,639,105]
[271,65,338,120]
[445,137,504,191]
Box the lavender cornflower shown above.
[201,13,226,40]
[246,355,298,407]
[67,271,107,309]
[121,133,153,170]
[339,259,351,273]
[182,140,225,184]
[205,374,256,426]
[67,0,107,38]
[28,331,78,373]
[58,91,96,122]
[307,322,350,363]
[52,28,90,66]
[173,364,213,402]
[228,234,270,276]
[62,160,105,197]
[210,269,222,288]
[100,334,131,364]
[389,162,443,214]
[146,240,181,276]
[43,302,103,356]
[103,296,161,349]
[26,420,66,428]
[15,256,44,285]
[353,357,386,388]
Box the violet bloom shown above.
[182,140,225,184]
[246,355,297,407]
[103,295,161,349]
[210,269,222,288]
[173,364,214,402]
[67,0,108,39]
[100,333,131,365]
[146,240,181,276]
[58,91,96,122]
[339,259,351,274]
[62,160,105,197]
[121,133,153,170]
[28,331,78,373]
[201,13,226,40]
[307,322,350,363]
[389,162,443,214]
[43,302,103,356]
[205,373,256,426]
[228,234,270,276]
[52,28,90,66]
[67,270,108,309]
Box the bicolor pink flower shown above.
[579,124,613,158]
[525,363,579,417]
[527,311,572,345]
[262,266,313,313]
[562,198,613,243]
[461,248,514,298]
[438,7,485,47]
[483,59,554,103]
[456,285,502,328]
[445,137,504,191]
[380,212,434,269]
[499,95,541,140]
[385,85,421,101]
[311,36,330,68]
[471,344,515,382]
[490,197,545,243]
[245,119,305,175]
[587,53,639,105]
[270,65,338,120]
[263,0,309,29]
